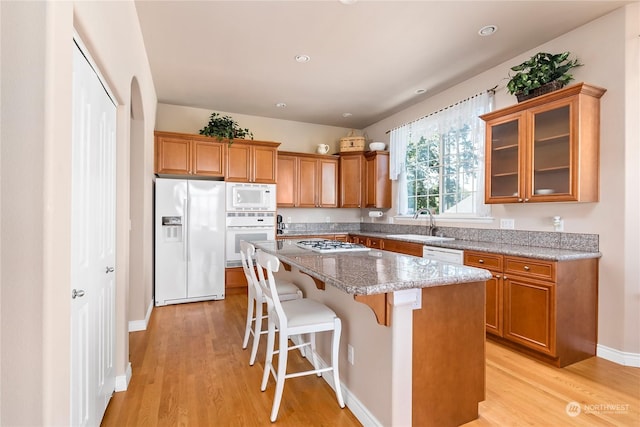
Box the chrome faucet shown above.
[413,208,436,236]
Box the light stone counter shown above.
[253,238,492,296]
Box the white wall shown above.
[0,0,157,424]
[364,5,640,359]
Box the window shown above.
[390,91,492,218]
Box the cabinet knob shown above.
[524,198,529,202]
[478,259,484,264]
[523,265,530,271]
[503,276,508,280]
[495,274,501,279]
[518,198,523,202]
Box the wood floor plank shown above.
[102,294,639,426]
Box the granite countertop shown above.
[252,239,492,296]
[349,231,602,261]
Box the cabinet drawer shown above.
[367,238,384,249]
[504,256,555,282]
[464,251,503,271]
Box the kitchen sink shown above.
[386,234,455,243]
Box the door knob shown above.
[72,289,85,299]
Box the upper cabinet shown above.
[155,131,225,177]
[226,140,279,183]
[365,151,391,208]
[481,83,606,204]
[339,151,391,208]
[339,152,365,208]
[277,151,338,208]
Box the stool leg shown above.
[249,299,264,366]
[261,317,276,392]
[242,293,255,349]
[270,330,289,422]
[332,318,345,408]
[309,333,320,376]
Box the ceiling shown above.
[135,0,629,129]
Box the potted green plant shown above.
[199,113,254,142]
[506,52,582,102]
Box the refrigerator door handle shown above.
[183,198,188,262]
[186,197,191,262]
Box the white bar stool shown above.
[255,249,345,422]
[240,241,302,366]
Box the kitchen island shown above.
[253,239,492,427]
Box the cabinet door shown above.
[192,140,224,177]
[485,274,503,336]
[156,136,191,175]
[365,152,391,208]
[298,157,318,207]
[253,145,277,183]
[528,99,578,201]
[503,276,556,356]
[340,154,364,207]
[318,158,338,207]
[226,143,251,182]
[485,113,523,203]
[277,154,297,207]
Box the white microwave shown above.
[226,182,276,211]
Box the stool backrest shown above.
[255,250,286,329]
[240,240,260,300]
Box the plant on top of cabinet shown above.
[506,52,582,102]
[199,113,253,142]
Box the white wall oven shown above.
[225,212,275,267]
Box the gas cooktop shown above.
[296,239,371,254]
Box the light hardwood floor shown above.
[102,293,639,426]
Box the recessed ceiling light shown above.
[294,54,311,63]
[342,113,353,118]
[478,25,498,36]
[415,89,427,95]
[275,102,287,108]
[339,0,358,4]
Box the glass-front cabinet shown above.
[482,83,606,204]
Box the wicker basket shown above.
[339,131,366,152]
[516,80,564,102]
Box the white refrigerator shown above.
[155,178,226,306]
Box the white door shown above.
[71,40,116,427]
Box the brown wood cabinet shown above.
[155,131,225,177]
[480,83,606,204]
[365,151,391,208]
[276,151,338,208]
[277,233,348,241]
[339,153,365,208]
[348,235,424,257]
[226,139,279,183]
[464,250,598,367]
[339,151,391,208]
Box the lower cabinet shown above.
[225,267,247,294]
[348,235,423,257]
[464,250,598,367]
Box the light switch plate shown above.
[500,218,515,230]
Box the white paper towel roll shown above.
[368,211,383,217]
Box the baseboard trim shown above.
[597,344,640,367]
[128,299,154,332]
[114,362,132,392]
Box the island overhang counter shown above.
[253,239,492,427]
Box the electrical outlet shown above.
[325,216,331,223]
[500,218,515,230]
[347,344,354,365]
[287,216,291,223]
